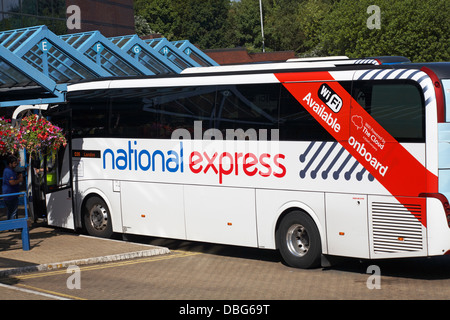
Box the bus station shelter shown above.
[0,25,218,108]
[0,25,218,249]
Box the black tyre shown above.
[276,211,322,269]
[84,196,113,238]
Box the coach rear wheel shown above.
[84,196,113,238]
[276,211,321,269]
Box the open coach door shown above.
[42,108,75,230]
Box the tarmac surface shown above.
[0,223,170,278]
[1,221,450,301]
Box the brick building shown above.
[65,0,134,37]
[0,0,294,64]
[0,0,135,37]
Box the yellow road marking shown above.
[15,251,201,280]
[16,283,86,300]
[1,250,201,300]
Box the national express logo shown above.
[102,139,286,185]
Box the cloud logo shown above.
[352,115,364,130]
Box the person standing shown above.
[2,155,23,220]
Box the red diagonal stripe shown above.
[275,72,437,227]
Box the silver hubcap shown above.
[89,205,108,231]
[286,224,310,257]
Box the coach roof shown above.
[67,58,450,93]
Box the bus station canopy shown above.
[0,25,218,107]
[171,39,219,67]
[109,34,183,75]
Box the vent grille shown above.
[371,202,424,254]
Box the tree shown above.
[264,0,304,52]
[295,0,333,56]
[319,0,449,62]
[134,0,177,39]
[226,0,264,51]
[134,0,449,62]
[171,0,230,48]
[134,0,230,49]
[135,15,156,37]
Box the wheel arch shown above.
[274,201,327,254]
[79,188,113,231]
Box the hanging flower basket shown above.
[0,114,67,158]
[0,117,21,156]
[19,114,67,158]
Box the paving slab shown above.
[0,226,170,277]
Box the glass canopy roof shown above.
[0,25,218,107]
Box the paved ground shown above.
[1,224,450,302]
[0,225,169,277]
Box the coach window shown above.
[109,88,159,139]
[155,86,217,139]
[353,81,425,142]
[216,84,279,139]
[70,91,109,138]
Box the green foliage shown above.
[134,0,176,39]
[135,0,449,61]
[173,0,230,48]
[135,15,156,37]
[264,0,304,52]
[295,0,333,56]
[134,0,230,49]
[319,0,449,62]
[226,0,265,51]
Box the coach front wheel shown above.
[276,211,322,269]
[84,196,113,238]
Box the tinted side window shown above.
[216,84,279,140]
[109,88,159,139]
[71,101,109,138]
[352,81,424,142]
[108,87,217,139]
[154,86,217,138]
